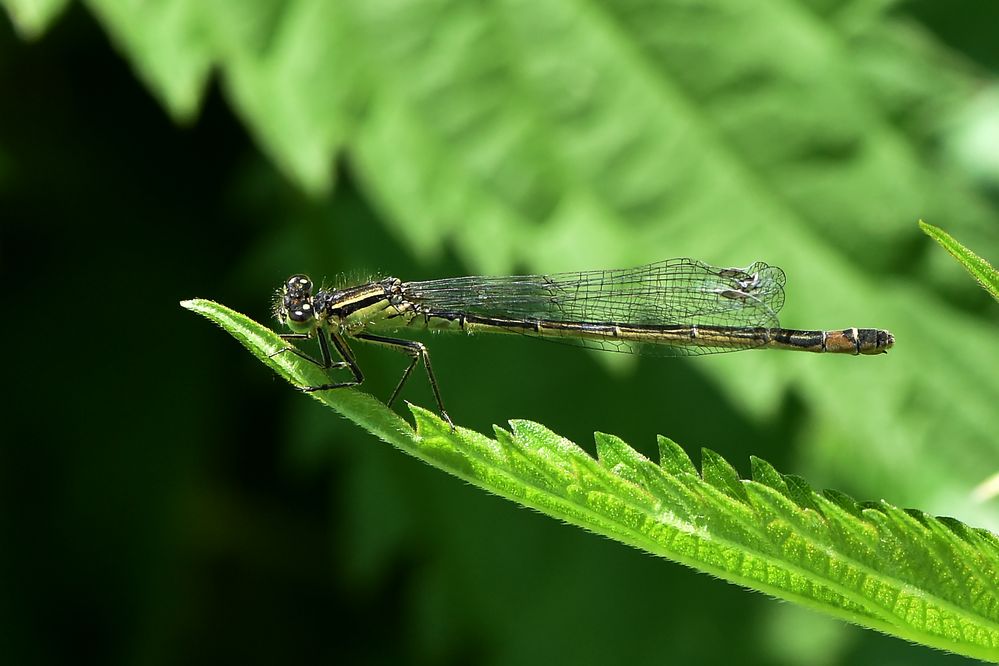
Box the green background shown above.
[2,1,997,664]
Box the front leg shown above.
[270,333,348,370]
[294,329,365,392]
[270,330,359,390]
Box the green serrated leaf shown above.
[186,299,999,661]
[920,220,999,303]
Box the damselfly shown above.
[272,259,894,427]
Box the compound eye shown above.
[287,299,314,323]
[278,274,319,332]
[286,274,313,297]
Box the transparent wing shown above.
[401,259,786,357]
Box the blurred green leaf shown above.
[42,2,990,252]
[920,220,999,302]
[80,0,358,190]
[1,0,70,38]
[184,298,999,661]
[83,0,213,119]
[205,0,358,193]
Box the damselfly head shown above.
[275,274,318,332]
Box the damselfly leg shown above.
[272,330,453,429]
[270,329,363,391]
[355,333,452,429]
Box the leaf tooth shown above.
[880,503,935,542]
[593,435,693,508]
[594,434,680,510]
[901,511,999,618]
[810,494,882,563]
[903,508,934,529]
[507,420,599,482]
[594,433,650,485]
[656,435,698,477]
[700,448,749,503]
[744,482,829,545]
[749,456,789,496]
[931,518,999,598]
[410,404,455,438]
[822,489,863,519]
[493,425,576,496]
[743,481,797,518]
[504,423,643,506]
[413,409,498,462]
[508,420,591,463]
[782,474,820,512]
[936,517,977,544]
[594,432,649,468]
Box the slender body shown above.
[273,260,894,426]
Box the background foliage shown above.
[2,1,997,665]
